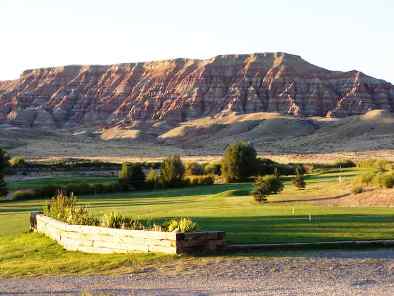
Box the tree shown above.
[160,155,185,187]
[118,163,146,190]
[0,149,9,197]
[253,175,284,203]
[222,142,257,183]
[292,168,306,190]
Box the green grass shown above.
[2,167,394,276]
[2,168,394,243]
[0,233,173,277]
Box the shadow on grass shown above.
[189,214,394,245]
[269,193,351,204]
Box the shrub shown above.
[164,217,198,233]
[184,175,215,186]
[101,212,145,230]
[118,163,146,190]
[185,162,204,176]
[352,185,364,194]
[43,191,99,226]
[222,142,257,183]
[203,162,221,175]
[253,175,284,203]
[292,170,306,190]
[160,155,185,187]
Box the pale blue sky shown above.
[1,0,393,82]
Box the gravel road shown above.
[2,249,394,295]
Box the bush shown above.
[203,162,221,175]
[101,212,144,230]
[118,163,146,190]
[164,217,198,233]
[253,175,284,203]
[160,155,185,187]
[9,182,123,201]
[184,175,215,186]
[185,162,204,176]
[256,158,305,176]
[95,182,122,193]
[222,142,257,183]
[43,191,99,226]
[352,185,364,194]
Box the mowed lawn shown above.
[2,168,394,277]
[2,168,394,244]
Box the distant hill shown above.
[0,52,393,129]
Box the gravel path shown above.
[2,249,394,295]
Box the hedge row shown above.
[10,182,124,201]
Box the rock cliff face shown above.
[0,52,393,128]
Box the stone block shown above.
[32,214,225,254]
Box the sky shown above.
[0,0,393,82]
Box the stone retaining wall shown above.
[30,213,224,254]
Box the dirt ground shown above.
[2,249,394,295]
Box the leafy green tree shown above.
[222,142,257,183]
[253,175,284,203]
[118,163,146,190]
[160,155,185,187]
[0,149,9,197]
